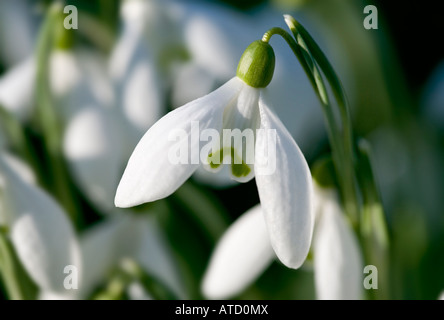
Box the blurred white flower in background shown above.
[0,0,38,67]
[0,152,81,294]
[0,58,36,122]
[39,213,185,300]
[0,0,367,301]
[312,183,363,300]
[201,182,363,300]
[109,0,175,142]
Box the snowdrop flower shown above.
[171,2,344,187]
[39,214,185,300]
[115,38,313,269]
[201,183,363,300]
[0,152,81,294]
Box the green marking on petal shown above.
[208,147,252,177]
[231,162,251,178]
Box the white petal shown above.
[220,83,261,183]
[201,205,275,299]
[314,195,363,300]
[115,77,243,207]
[0,155,81,293]
[255,97,313,269]
[0,57,35,121]
[64,107,122,211]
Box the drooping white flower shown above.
[170,2,340,188]
[0,152,81,294]
[115,39,313,269]
[201,183,363,300]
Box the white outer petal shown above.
[0,156,81,293]
[201,205,275,299]
[255,97,313,269]
[64,107,122,211]
[115,77,243,207]
[314,192,363,300]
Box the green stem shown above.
[282,15,360,228]
[34,3,80,226]
[261,27,344,180]
[0,231,24,300]
[357,140,390,299]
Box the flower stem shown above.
[0,231,23,300]
[0,229,38,300]
[280,15,360,228]
[33,3,81,227]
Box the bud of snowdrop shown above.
[236,40,275,88]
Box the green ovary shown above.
[208,147,251,178]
